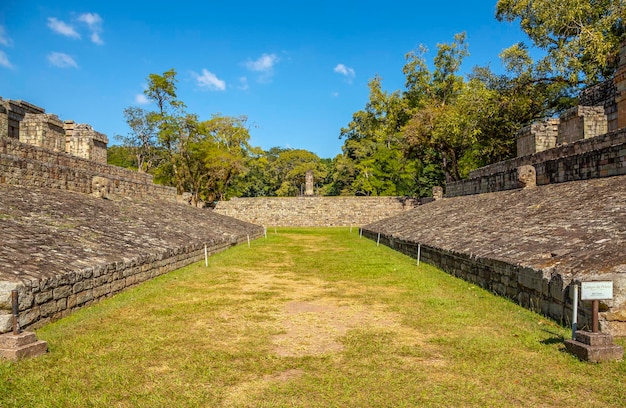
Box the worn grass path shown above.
[1,227,625,407]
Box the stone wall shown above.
[579,80,618,132]
[214,196,420,227]
[362,175,626,336]
[1,240,242,333]
[0,99,45,139]
[1,136,178,202]
[516,119,559,157]
[64,121,108,164]
[557,106,607,145]
[19,113,66,153]
[446,128,626,197]
[0,97,109,164]
[616,41,626,130]
[0,184,265,334]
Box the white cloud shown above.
[0,50,13,69]
[334,64,355,83]
[47,52,78,68]
[193,69,226,91]
[135,94,150,105]
[238,77,249,90]
[78,13,104,45]
[47,17,80,39]
[331,91,339,98]
[246,53,279,72]
[0,26,13,47]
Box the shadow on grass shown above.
[540,329,565,345]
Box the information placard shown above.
[581,281,613,300]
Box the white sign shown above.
[581,281,613,300]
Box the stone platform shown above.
[0,184,264,334]
[362,175,626,336]
[565,331,624,362]
[0,331,48,361]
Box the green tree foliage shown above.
[117,106,158,173]
[196,114,254,202]
[114,69,256,206]
[496,0,625,84]
[272,149,327,196]
[339,76,420,195]
[107,145,137,170]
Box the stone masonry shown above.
[516,119,559,157]
[0,97,265,336]
[557,106,608,145]
[64,121,108,164]
[616,40,626,130]
[214,196,420,227]
[363,175,626,337]
[0,184,264,334]
[0,97,108,163]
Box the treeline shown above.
[109,1,624,202]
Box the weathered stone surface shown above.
[215,196,420,227]
[363,175,626,335]
[0,331,48,361]
[447,129,626,197]
[0,183,264,332]
[564,331,623,362]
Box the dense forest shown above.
[108,0,625,204]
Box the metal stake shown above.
[11,289,20,335]
[572,284,578,339]
[592,299,599,333]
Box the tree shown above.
[401,33,477,182]
[339,76,418,195]
[196,114,254,202]
[107,145,137,169]
[496,0,626,84]
[271,149,326,196]
[118,107,158,173]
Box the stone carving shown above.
[517,165,536,189]
[91,176,111,199]
[432,186,444,200]
[305,170,314,196]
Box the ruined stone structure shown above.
[0,98,108,164]
[362,175,626,336]
[364,41,626,338]
[0,184,264,335]
[0,99,45,139]
[215,196,420,227]
[64,121,108,164]
[0,97,263,338]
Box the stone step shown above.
[574,330,616,347]
[0,340,48,361]
[0,331,48,361]
[0,331,38,348]
[564,339,624,363]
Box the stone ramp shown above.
[0,184,264,333]
[362,175,626,336]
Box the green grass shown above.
[1,227,624,407]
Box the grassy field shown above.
[1,227,624,407]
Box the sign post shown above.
[581,281,613,333]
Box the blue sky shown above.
[0,1,533,158]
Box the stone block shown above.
[565,332,624,363]
[0,314,11,333]
[76,289,93,306]
[39,301,58,317]
[18,307,40,328]
[35,290,53,305]
[53,285,71,300]
[0,331,47,361]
